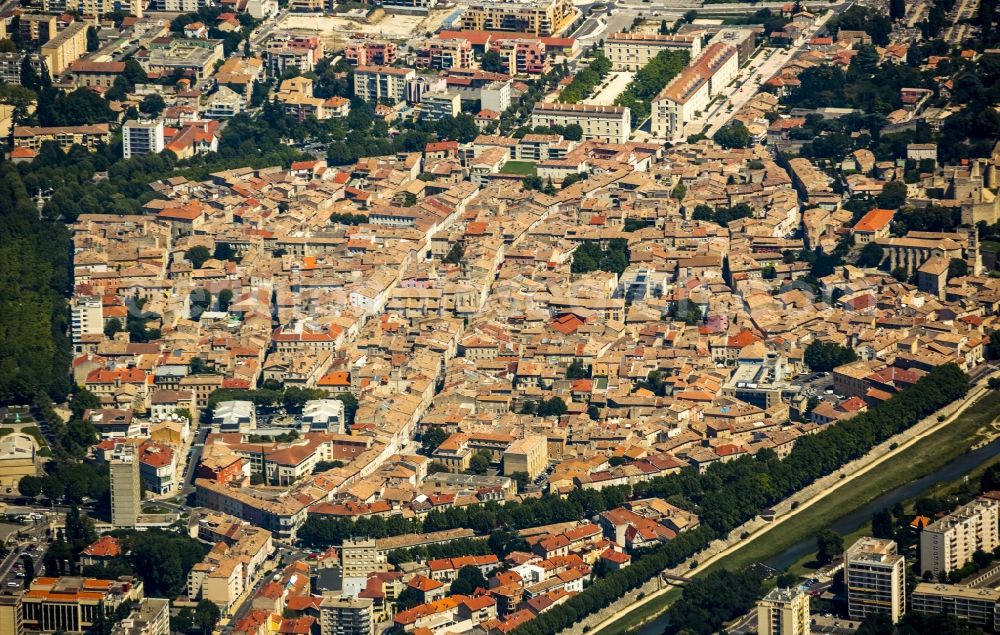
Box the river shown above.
[628,436,1000,635]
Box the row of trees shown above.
[804,340,858,372]
[508,365,969,635]
[571,239,630,275]
[615,50,690,125]
[558,52,612,104]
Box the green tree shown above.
[948,258,968,279]
[510,470,530,492]
[468,451,491,475]
[566,359,590,380]
[536,396,568,418]
[103,317,122,338]
[86,26,100,52]
[890,0,906,20]
[194,599,221,634]
[443,242,465,264]
[872,509,894,539]
[713,122,751,149]
[857,242,884,268]
[217,288,233,312]
[816,529,844,565]
[18,475,42,498]
[42,475,64,502]
[481,50,504,73]
[877,180,907,209]
[421,427,448,454]
[450,565,488,595]
[804,340,858,372]
[139,94,166,117]
[186,245,211,268]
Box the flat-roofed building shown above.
[530,102,631,144]
[0,433,39,492]
[146,38,224,81]
[212,400,256,432]
[0,595,22,635]
[320,594,374,635]
[123,120,165,159]
[757,587,810,635]
[22,576,145,634]
[911,583,1000,628]
[110,598,169,635]
[603,33,700,71]
[845,537,906,623]
[110,442,142,528]
[650,42,738,141]
[40,22,88,77]
[920,498,1000,578]
[503,435,548,479]
[353,65,416,103]
[420,91,461,122]
[460,0,575,36]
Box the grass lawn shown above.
[499,161,537,177]
[597,389,1000,634]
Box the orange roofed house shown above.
[22,576,145,633]
[852,208,895,244]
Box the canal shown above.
[629,436,1000,635]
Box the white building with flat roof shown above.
[123,119,165,159]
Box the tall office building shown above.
[70,296,103,351]
[845,537,906,623]
[110,443,141,528]
[122,120,164,159]
[757,587,810,635]
[920,497,999,578]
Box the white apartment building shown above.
[530,102,631,144]
[301,399,345,433]
[71,296,103,350]
[920,498,1000,577]
[123,120,165,159]
[651,42,738,141]
[320,594,374,635]
[845,537,906,623]
[481,80,512,113]
[911,583,1000,628]
[757,587,810,635]
[420,91,461,122]
[603,33,701,71]
[353,66,416,104]
[341,538,389,597]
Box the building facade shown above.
[651,42,738,141]
[845,537,906,623]
[353,66,416,103]
[603,33,700,71]
[110,443,142,528]
[460,0,575,36]
[530,103,631,144]
[920,498,1000,578]
[757,587,810,635]
[123,120,165,159]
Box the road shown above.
[587,368,1000,635]
[686,9,838,139]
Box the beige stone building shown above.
[41,22,88,77]
[0,433,39,493]
[757,587,810,635]
[503,435,549,479]
[603,33,701,71]
[530,103,631,144]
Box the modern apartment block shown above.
[122,120,165,159]
[320,594,375,635]
[415,38,472,70]
[71,296,104,350]
[340,538,389,596]
[603,33,701,71]
[920,498,1000,577]
[911,583,1000,629]
[651,42,738,141]
[757,587,810,635]
[40,22,88,77]
[460,0,575,37]
[353,66,416,104]
[490,38,549,75]
[110,442,142,528]
[845,537,906,623]
[530,102,631,144]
